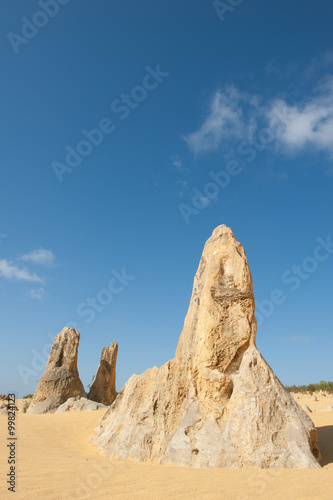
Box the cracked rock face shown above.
[93,225,321,468]
[27,327,86,414]
[88,342,118,406]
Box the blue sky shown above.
[0,0,332,397]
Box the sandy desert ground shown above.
[0,392,332,500]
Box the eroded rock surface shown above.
[55,397,108,413]
[88,342,118,405]
[27,327,86,414]
[93,225,321,468]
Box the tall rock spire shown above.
[27,327,86,414]
[88,342,118,405]
[94,226,321,468]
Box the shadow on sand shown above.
[317,425,333,466]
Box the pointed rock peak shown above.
[212,223,235,237]
[47,327,81,367]
[27,327,86,414]
[93,226,321,469]
[88,342,118,406]
[175,224,256,380]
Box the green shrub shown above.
[286,381,333,394]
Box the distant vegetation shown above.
[23,394,33,399]
[286,381,333,394]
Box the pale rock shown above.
[88,342,118,405]
[27,327,86,414]
[55,397,108,413]
[302,404,313,413]
[93,225,321,469]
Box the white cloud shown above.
[267,76,333,154]
[20,248,55,266]
[28,287,46,300]
[183,87,250,155]
[0,259,43,282]
[171,156,183,169]
[286,336,315,344]
[184,74,333,158]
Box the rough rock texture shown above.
[88,342,118,405]
[27,327,86,414]
[55,397,108,413]
[93,225,321,469]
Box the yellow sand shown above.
[1,393,332,499]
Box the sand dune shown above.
[0,393,332,499]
